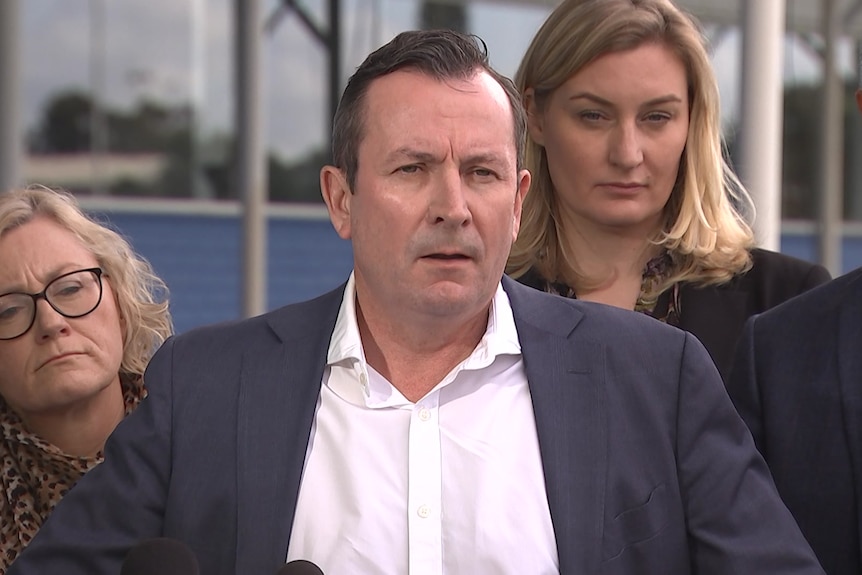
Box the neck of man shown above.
[20,377,125,458]
[355,299,490,403]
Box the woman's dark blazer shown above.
[515,248,831,383]
[674,248,830,381]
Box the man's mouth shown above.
[424,253,469,260]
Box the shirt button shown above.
[417,505,431,518]
[418,408,431,422]
[359,372,368,389]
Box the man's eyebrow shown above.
[384,147,439,163]
[383,148,510,168]
[462,152,508,166]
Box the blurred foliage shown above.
[725,79,861,220]
[29,90,325,203]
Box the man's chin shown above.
[416,285,492,317]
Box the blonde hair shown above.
[508,0,754,295]
[0,185,173,380]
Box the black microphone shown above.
[120,537,200,575]
[276,559,325,574]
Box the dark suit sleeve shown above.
[7,338,177,575]
[725,316,765,453]
[675,332,824,574]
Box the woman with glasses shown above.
[0,186,172,572]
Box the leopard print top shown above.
[0,377,144,572]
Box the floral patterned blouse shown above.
[518,251,681,325]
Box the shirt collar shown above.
[464,281,522,369]
[327,272,364,366]
[326,273,522,404]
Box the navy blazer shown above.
[8,277,823,575]
[729,268,862,575]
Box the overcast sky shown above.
[18,0,857,162]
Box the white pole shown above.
[0,0,21,192]
[235,0,268,318]
[817,0,844,276]
[190,0,209,198]
[739,0,786,251]
[89,0,108,195]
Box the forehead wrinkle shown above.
[0,263,95,294]
[364,71,516,171]
[461,151,511,169]
[0,219,98,292]
[384,146,442,164]
[385,143,511,171]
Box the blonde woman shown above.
[509,0,830,380]
[0,186,172,571]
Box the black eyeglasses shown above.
[0,268,104,340]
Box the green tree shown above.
[37,91,93,153]
[31,90,328,202]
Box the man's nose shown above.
[427,170,472,227]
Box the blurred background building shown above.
[0,0,861,332]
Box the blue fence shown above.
[92,210,862,334]
[96,212,352,333]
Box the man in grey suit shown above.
[727,81,862,575]
[9,29,823,575]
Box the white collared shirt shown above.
[287,274,559,574]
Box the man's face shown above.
[322,69,530,325]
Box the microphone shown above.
[120,538,200,575]
[277,559,325,574]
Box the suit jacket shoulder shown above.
[501,277,824,574]
[676,248,830,380]
[745,264,862,330]
[737,248,833,304]
[727,267,862,575]
[510,250,830,382]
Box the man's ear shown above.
[513,169,531,242]
[320,165,353,239]
[523,88,546,147]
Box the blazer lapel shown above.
[504,278,606,575]
[234,286,345,575]
[837,276,862,562]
